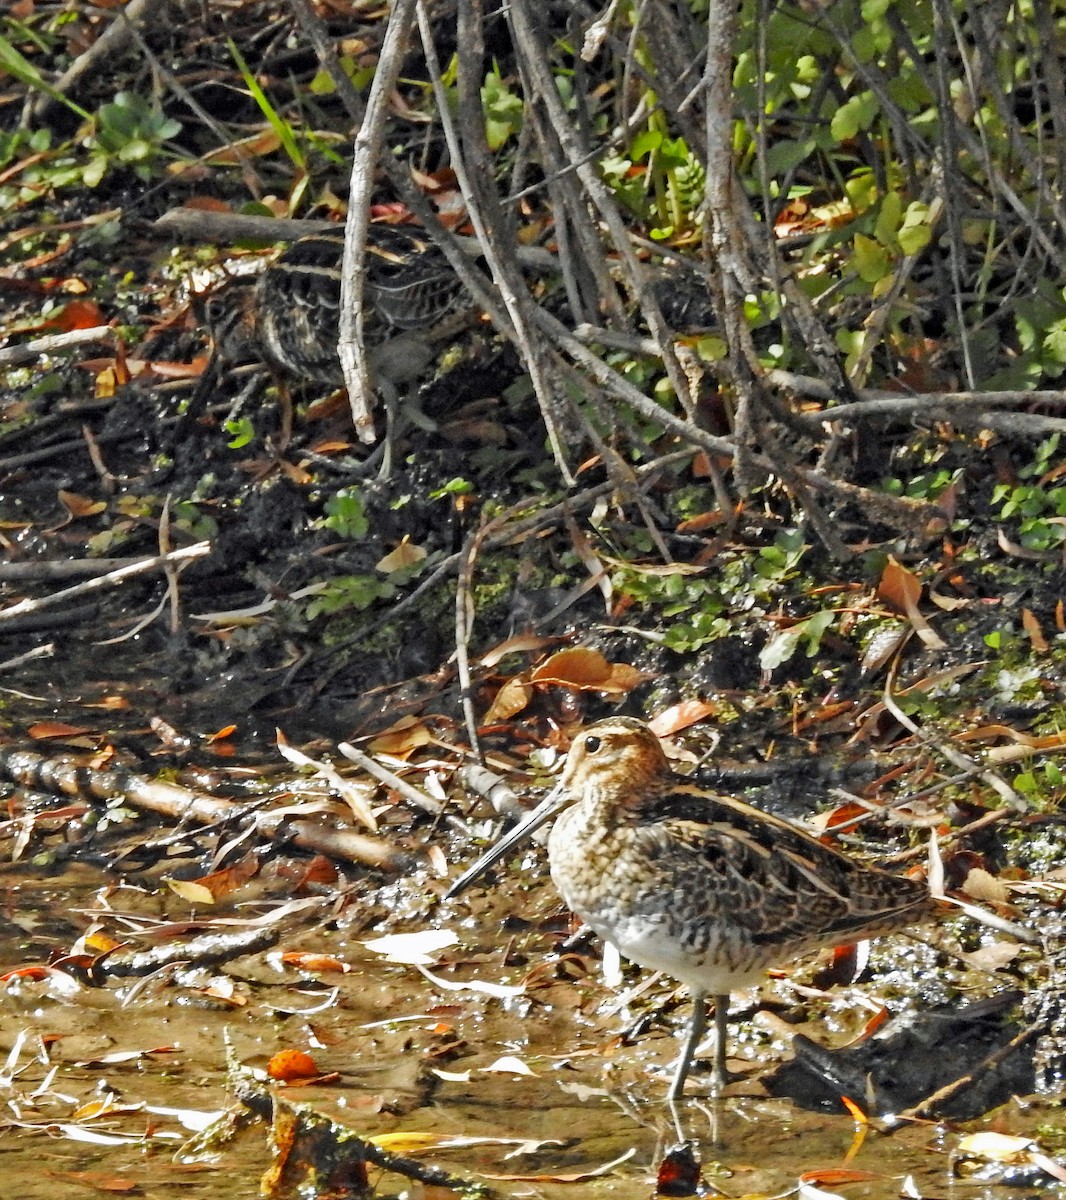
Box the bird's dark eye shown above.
[585,735,603,753]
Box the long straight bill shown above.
[444,783,568,899]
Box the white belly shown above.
[582,911,767,995]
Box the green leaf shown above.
[225,418,255,449]
[898,219,931,255]
[801,609,835,655]
[763,138,816,176]
[429,478,473,500]
[860,0,892,20]
[0,32,92,120]
[759,625,805,671]
[853,233,891,282]
[1043,319,1066,365]
[228,37,305,170]
[82,154,108,188]
[898,201,933,255]
[874,190,902,245]
[831,92,878,142]
[482,71,523,150]
[630,129,663,160]
[310,68,336,95]
[321,489,369,539]
[305,575,393,618]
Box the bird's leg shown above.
[667,988,707,1102]
[376,380,399,481]
[712,992,730,1091]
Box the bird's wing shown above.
[636,785,929,946]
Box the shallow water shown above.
[0,856,1056,1200]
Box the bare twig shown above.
[27,0,168,122]
[339,0,420,442]
[0,326,114,367]
[881,674,1028,812]
[0,543,212,623]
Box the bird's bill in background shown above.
[444,782,569,899]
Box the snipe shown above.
[447,717,933,1101]
[254,225,466,384]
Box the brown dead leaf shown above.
[28,721,93,740]
[178,195,234,212]
[165,878,216,905]
[376,536,427,573]
[181,855,260,902]
[479,633,558,667]
[148,356,211,379]
[367,716,432,756]
[199,977,246,1006]
[71,1095,121,1121]
[809,801,868,836]
[530,648,612,686]
[84,695,131,710]
[280,854,338,889]
[648,699,718,736]
[800,1168,880,1187]
[996,526,1056,561]
[860,623,911,674]
[675,509,727,533]
[877,556,921,612]
[530,647,644,694]
[276,458,314,485]
[959,942,1022,972]
[876,557,945,649]
[1022,607,1049,652]
[960,865,1011,903]
[195,129,283,166]
[482,675,534,723]
[58,489,106,518]
[928,587,970,611]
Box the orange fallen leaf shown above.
[28,721,93,740]
[267,1049,320,1082]
[45,1170,138,1193]
[800,1168,880,1186]
[279,952,351,973]
[42,298,106,331]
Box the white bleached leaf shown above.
[483,1055,536,1076]
[415,963,526,999]
[361,930,458,964]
